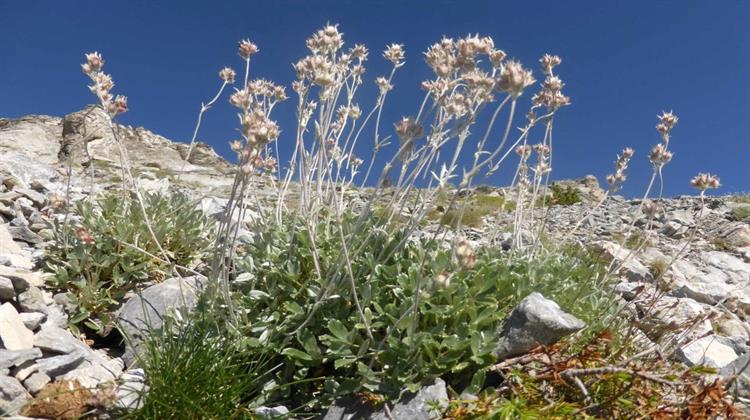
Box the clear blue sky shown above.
[1,1,748,196]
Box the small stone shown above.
[0,224,24,256]
[0,348,42,370]
[677,335,739,369]
[494,292,585,360]
[32,353,85,378]
[8,275,30,293]
[116,368,147,410]
[714,316,750,339]
[254,406,290,419]
[33,325,80,354]
[0,375,30,415]
[62,358,124,389]
[22,371,50,394]
[19,312,45,331]
[0,203,15,219]
[13,188,46,209]
[0,302,34,350]
[323,379,448,420]
[6,226,43,245]
[17,286,48,314]
[0,276,14,301]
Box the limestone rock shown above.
[0,303,34,351]
[117,276,206,366]
[17,286,48,314]
[494,293,585,360]
[0,348,42,370]
[0,277,14,301]
[19,312,45,331]
[0,375,30,415]
[62,358,124,389]
[115,368,147,410]
[23,371,50,394]
[323,378,448,420]
[253,406,291,419]
[27,353,85,378]
[677,335,739,369]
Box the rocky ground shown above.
[1,108,748,417]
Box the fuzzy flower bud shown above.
[219,67,236,84]
[455,238,476,269]
[82,52,104,74]
[375,76,393,94]
[642,200,664,219]
[434,272,451,289]
[74,227,95,245]
[515,144,532,159]
[107,95,128,115]
[497,60,535,98]
[383,43,405,67]
[540,54,562,75]
[690,173,720,191]
[395,117,423,140]
[238,39,259,59]
[649,144,673,166]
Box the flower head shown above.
[497,60,535,98]
[383,43,405,67]
[434,272,451,289]
[375,76,393,94]
[107,95,128,115]
[690,173,720,191]
[540,54,561,75]
[455,237,476,269]
[82,52,104,74]
[74,227,95,245]
[238,39,259,59]
[649,144,673,166]
[219,67,236,84]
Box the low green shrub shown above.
[125,305,273,419]
[428,193,514,228]
[225,215,614,411]
[45,191,213,335]
[550,184,582,206]
[730,205,750,220]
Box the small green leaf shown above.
[334,357,357,369]
[281,348,313,361]
[328,319,349,341]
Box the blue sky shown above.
[1,1,748,196]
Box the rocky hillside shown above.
[1,109,749,416]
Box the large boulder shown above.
[494,292,585,360]
[117,276,206,367]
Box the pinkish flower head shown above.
[540,54,561,75]
[690,173,720,191]
[238,39,259,59]
[74,227,95,245]
[107,95,128,115]
[219,67,236,84]
[394,117,423,140]
[497,60,535,98]
[383,43,405,67]
[82,52,104,74]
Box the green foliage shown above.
[730,205,750,220]
[428,193,514,228]
[729,195,750,204]
[549,184,582,206]
[228,215,613,410]
[45,191,213,335]
[125,306,272,419]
